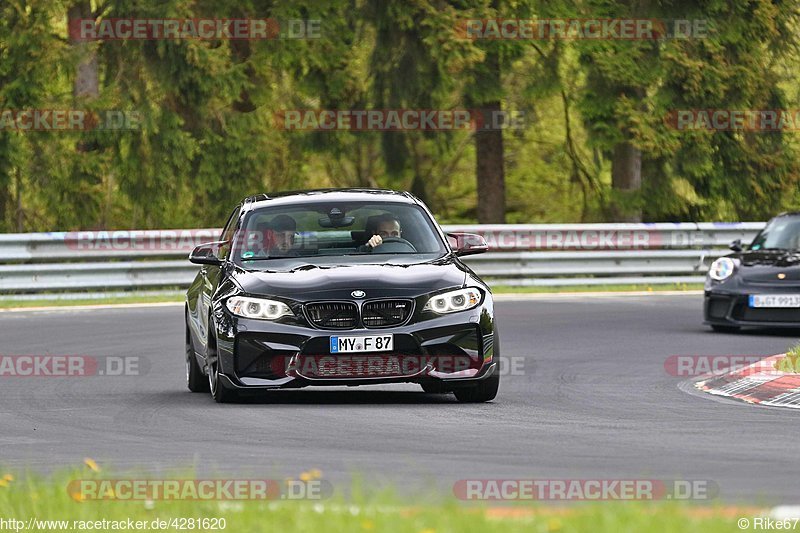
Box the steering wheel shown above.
[372,237,417,253]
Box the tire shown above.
[186,317,209,392]
[453,372,500,403]
[206,323,238,403]
[711,324,741,333]
[208,360,238,403]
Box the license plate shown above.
[329,334,393,353]
[749,294,800,308]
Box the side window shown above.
[220,206,241,241]
[218,206,241,259]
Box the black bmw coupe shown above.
[705,212,800,331]
[185,189,499,402]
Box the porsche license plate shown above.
[749,294,800,308]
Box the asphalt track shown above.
[1,294,799,503]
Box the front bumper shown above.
[219,362,499,392]
[704,285,800,328]
[213,301,497,391]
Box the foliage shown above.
[1,0,799,230]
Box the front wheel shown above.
[208,359,238,403]
[206,323,238,403]
[453,372,499,403]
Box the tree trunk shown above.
[475,100,506,223]
[0,136,10,231]
[611,140,642,222]
[410,137,429,205]
[472,0,506,223]
[68,1,98,101]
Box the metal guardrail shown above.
[0,223,765,294]
[0,229,220,262]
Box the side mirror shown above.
[189,241,225,266]
[447,232,489,256]
[729,239,743,252]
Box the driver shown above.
[267,214,298,255]
[790,232,800,250]
[362,214,402,251]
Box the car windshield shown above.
[231,201,447,267]
[749,216,800,251]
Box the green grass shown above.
[774,342,800,372]
[0,294,183,309]
[0,468,760,532]
[786,342,800,358]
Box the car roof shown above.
[242,188,418,211]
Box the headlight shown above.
[423,288,482,314]
[226,296,294,320]
[708,257,735,281]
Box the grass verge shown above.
[0,468,762,532]
[0,294,183,309]
[774,342,800,372]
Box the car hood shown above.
[231,258,468,300]
[731,250,800,282]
